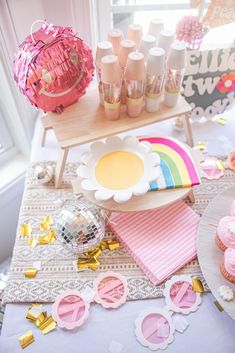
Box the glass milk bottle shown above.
[118,39,136,104]
[164,41,186,107]
[145,47,165,113]
[148,19,164,43]
[101,55,122,120]
[158,30,175,58]
[127,24,143,49]
[95,41,113,106]
[108,28,124,55]
[139,35,156,61]
[125,52,145,118]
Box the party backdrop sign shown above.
[203,0,235,28]
[182,48,235,120]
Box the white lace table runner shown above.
[3,161,235,303]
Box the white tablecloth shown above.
[1,113,235,352]
[0,294,235,353]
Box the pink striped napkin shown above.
[108,200,200,285]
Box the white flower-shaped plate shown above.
[77,135,160,204]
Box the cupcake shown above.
[215,216,235,251]
[220,248,235,283]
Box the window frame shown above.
[0,106,13,149]
[0,36,18,167]
[0,104,15,163]
[96,0,209,41]
[0,1,33,172]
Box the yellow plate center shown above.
[95,150,144,190]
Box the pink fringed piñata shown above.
[13,21,94,113]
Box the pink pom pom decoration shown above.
[176,15,204,50]
[13,21,94,113]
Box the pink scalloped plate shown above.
[93,271,128,309]
[52,290,90,330]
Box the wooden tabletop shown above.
[42,87,191,149]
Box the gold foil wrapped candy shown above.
[39,229,57,244]
[20,224,32,237]
[77,257,100,271]
[39,216,54,231]
[192,278,205,293]
[19,330,35,349]
[77,240,120,271]
[26,305,57,334]
[24,268,38,279]
[39,316,57,334]
[27,237,39,248]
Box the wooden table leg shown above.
[40,114,53,147]
[187,189,195,204]
[40,125,48,147]
[183,112,194,147]
[55,148,69,188]
[174,116,184,131]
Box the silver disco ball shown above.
[56,199,105,254]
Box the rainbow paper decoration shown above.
[139,137,200,190]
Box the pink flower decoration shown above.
[176,15,203,50]
[216,73,235,94]
[13,21,94,113]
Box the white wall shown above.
[0,176,24,261]
[5,0,95,48]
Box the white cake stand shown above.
[197,185,235,320]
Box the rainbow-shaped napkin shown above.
[139,137,201,190]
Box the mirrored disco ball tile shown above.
[56,200,105,254]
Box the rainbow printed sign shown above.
[139,137,201,190]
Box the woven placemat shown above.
[3,161,235,304]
